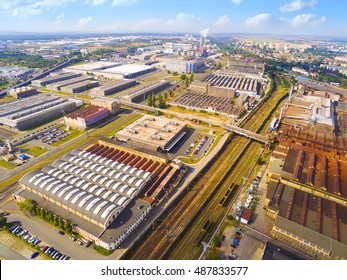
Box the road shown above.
[0,240,26,260]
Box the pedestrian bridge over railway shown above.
[119,100,267,144]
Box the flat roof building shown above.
[8,86,38,99]
[64,62,155,79]
[60,80,99,94]
[116,115,187,152]
[91,80,137,96]
[0,94,78,130]
[91,98,120,115]
[31,72,81,87]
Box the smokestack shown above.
[200,28,209,47]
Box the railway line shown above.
[127,73,291,260]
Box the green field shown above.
[104,114,142,137]
[17,145,48,157]
[0,95,16,103]
[0,160,15,170]
[176,157,199,164]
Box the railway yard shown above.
[126,74,291,260]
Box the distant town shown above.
[0,30,346,261]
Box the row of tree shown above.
[146,89,175,109]
[17,199,74,234]
[0,50,58,69]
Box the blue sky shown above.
[0,0,345,36]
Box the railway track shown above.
[127,74,289,260]
[168,141,262,259]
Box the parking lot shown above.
[5,208,108,260]
[169,126,216,161]
[36,127,69,145]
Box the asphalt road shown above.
[0,240,27,260]
[5,211,105,260]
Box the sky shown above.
[0,0,346,37]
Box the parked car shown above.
[30,251,39,259]
[58,231,65,235]
[230,253,238,259]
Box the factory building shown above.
[16,141,181,250]
[165,59,204,73]
[90,80,137,96]
[64,62,155,79]
[46,76,94,91]
[91,98,120,115]
[0,94,79,130]
[118,80,171,103]
[64,105,109,130]
[31,72,81,87]
[60,80,99,94]
[116,115,187,152]
[8,86,38,99]
[265,146,347,259]
[190,72,262,99]
[227,60,265,77]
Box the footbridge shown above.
[119,100,267,144]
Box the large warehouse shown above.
[90,80,137,96]
[64,62,155,79]
[17,140,181,250]
[31,72,81,87]
[0,94,80,130]
[190,72,263,98]
[116,115,187,152]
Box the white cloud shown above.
[291,14,327,28]
[230,0,243,5]
[0,0,76,17]
[56,12,65,20]
[213,15,230,27]
[112,0,140,6]
[279,0,318,13]
[92,0,107,5]
[98,21,127,32]
[75,16,93,28]
[245,13,272,28]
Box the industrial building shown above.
[116,115,187,152]
[60,80,99,94]
[190,72,262,98]
[31,72,81,87]
[64,62,155,79]
[90,80,137,96]
[169,92,245,119]
[165,59,204,73]
[227,60,265,77]
[118,80,170,103]
[265,145,347,259]
[46,76,94,91]
[8,86,38,99]
[64,105,109,130]
[281,93,335,127]
[0,94,80,130]
[90,98,120,115]
[16,140,182,250]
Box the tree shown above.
[17,199,36,214]
[151,93,156,107]
[53,215,59,226]
[164,91,168,100]
[185,77,190,88]
[189,73,194,82]
[58,216,65,229]
[0,216,7,228]
[146,95,152,107]
[180,74,187,81]
[169,90,174,97]
[86,82,93,89]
